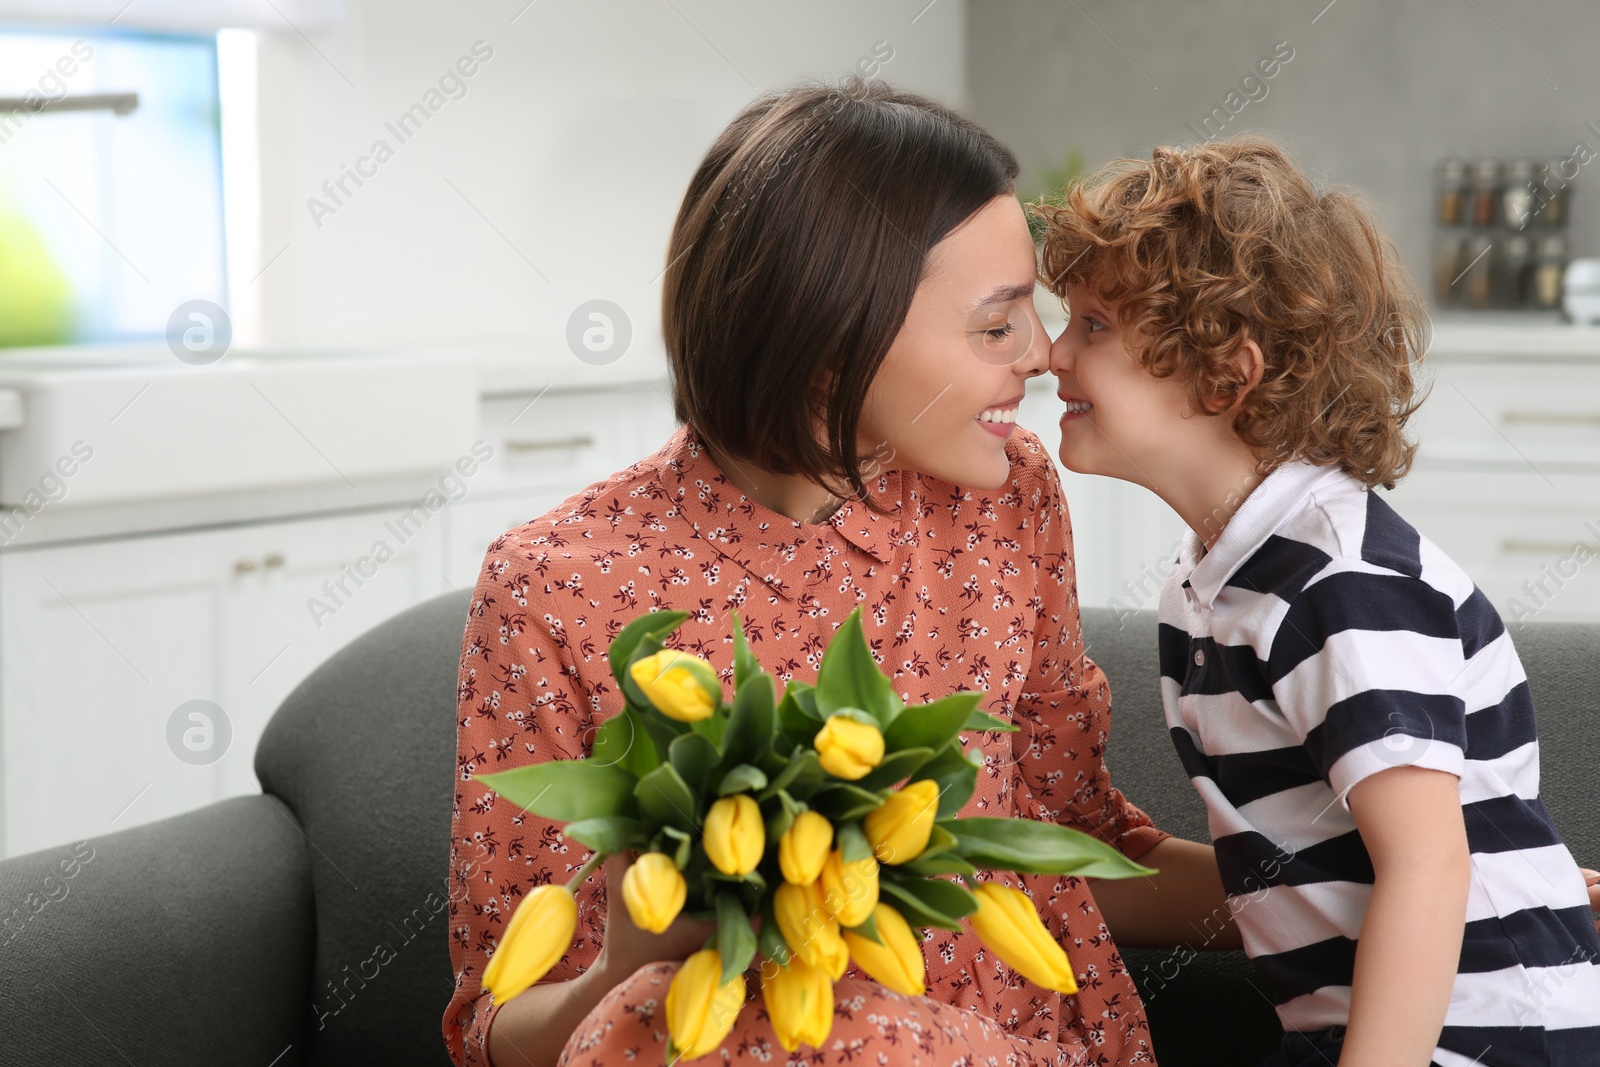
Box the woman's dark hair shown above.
[662,76,1020,511]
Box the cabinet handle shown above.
[1499,539,1600,556]
[234,558,258,574]
[505,434,596,452]
[1501,411,1600,428]
[264,553,285,569]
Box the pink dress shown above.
[445,423,1171,1066]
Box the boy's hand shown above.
[1583,868,1600,936]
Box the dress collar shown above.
[650,424,904,600]
[1176,460,1348,609]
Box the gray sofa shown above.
[1,592,1593,1067]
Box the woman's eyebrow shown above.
[970,282,1035,311]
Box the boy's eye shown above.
[1083,313,1106,334]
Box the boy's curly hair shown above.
[1034,135,1429,490]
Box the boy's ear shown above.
[1213,338,1265,415]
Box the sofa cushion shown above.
[255,588,471,1067]
[0,796,313,1066]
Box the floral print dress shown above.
[445,423,1171,1067]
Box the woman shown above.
[444,77,1231,1067]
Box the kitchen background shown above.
[0,0,1594,858]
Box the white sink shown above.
[0,345,480,509]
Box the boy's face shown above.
[1047,282,1198,490]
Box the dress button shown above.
[1194,649,1206,667]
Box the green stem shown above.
[565,850,607,892]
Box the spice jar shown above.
[1436,159,1468,227]
[1433,234,1465,305]
[1502,159,1536,230]
[1533,235,1568,309]
[1471,158,1501,228]
[1537,157,1571,227]
[1464,235,1495,308]
[1497,234,1532,307]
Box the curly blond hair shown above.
[1034,135,1428,490]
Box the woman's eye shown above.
[985,322,1017,342]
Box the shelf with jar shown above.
[1433,157,1574,313]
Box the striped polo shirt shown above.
[1157,459,1600,1066]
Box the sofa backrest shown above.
[255,588,471,1067]
[1083,607,1600,883]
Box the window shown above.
[0,27,226,347]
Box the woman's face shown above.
[857,194,1049,491]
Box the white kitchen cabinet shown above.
[0,371,678,859]
[0,507,447,857]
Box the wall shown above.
[249,0,966,350]
[966,0,1600,290]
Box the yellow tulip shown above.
[763,956,834,1053]
[840,902,926,997]
[773,879,849,980]
[480,883,577,1001]
[863,779,939,864]
[629,649,719,722]
[666,948,747,1061]
[814,714,884,779]
[819,848,878,928]
[703,794,765,876]
[967,882,1079,994]
[620,852,686,934]
[778,810,834,885]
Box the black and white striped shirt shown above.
[1157,460,1600,1066]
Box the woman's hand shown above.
[593,851,718,986]
[1582,868,1599,937]
[486,851,715,1067]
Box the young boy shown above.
[1037,136,1600,1067]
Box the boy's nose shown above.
[1049,325,1075,373]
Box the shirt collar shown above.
[1177,460,1348,609]
[650,424,904,600]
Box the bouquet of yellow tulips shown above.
[475,606,1155,1062]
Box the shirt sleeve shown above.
[1008,447,1170,861]
[442,534,607,1067]
[1266,564,1470,809]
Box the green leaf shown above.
[941,817,1159,879]
[962,707,1019,732]
[668,732,719,795]
[718,672,775,772]
[689,709,727,750]
[636,707,690,764]
[812,782,887,822]
[731,610,760,690]
[815,607,895,726]
[562,816,647,854]
[716,763,768,797]
[836,821,872,864]
[475,762,640,822]
[853,746,937,792]
[757,894,791,967]
[607,610,688,686]
[702,867,767,904]
[775,687,819,752]
[791,684,820,720]
[915,823,959,862]
[882,692,983,755]
[913,742,983,818]
[590,707,660,780]
[842,908,882,946]
[880,872,977,931]
[658,825,693,870]
[899,849,978,878]
[635,762,699,835]
[715,892,758,985]
[764,797,796,843]
[759,750,825,803]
